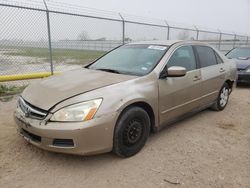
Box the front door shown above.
[158,45,203,126]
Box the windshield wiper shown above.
[95,68,121,74]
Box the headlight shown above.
[50,99,102,122]
[246,67,250,73]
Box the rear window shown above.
[195,46,217,68]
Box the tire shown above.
[211,83,230,111]
[113,107,150,157]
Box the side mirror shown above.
[167,66,187,77]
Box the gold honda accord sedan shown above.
[14,40,237,157]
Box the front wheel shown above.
[113,107,150,157]
[211,83,230,111]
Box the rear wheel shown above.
[113,107,150,157]
[211,83,230,111]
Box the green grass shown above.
[5,48,106,65]
[0,84,26,97]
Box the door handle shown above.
[219,68,225,73]
[193,75,201,81]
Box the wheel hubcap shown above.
[123,119,143,146]
[220,87,229,107]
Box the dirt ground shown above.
[0,87,250,188]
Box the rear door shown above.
[158,45,203,125]
[193,45,226,105]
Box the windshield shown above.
[226,48,250,59]
[88,44,168,76]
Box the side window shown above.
[167,46,197,71]
[214,51,224,64]
[195,46,217,68]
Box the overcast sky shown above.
[1,0,249,41]
[57,0,250,35]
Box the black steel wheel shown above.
[113,107,150,157]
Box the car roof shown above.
[128,40,210,46]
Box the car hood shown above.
[233,59,250,69]
[22,68,137,110]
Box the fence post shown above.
[43,0,53,75]
[164,20,170,40]
[218,29,222,51]
[233,33,237,48]
[119,13,125,44]
[194,26,199,40]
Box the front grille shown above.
[18,98,47,120]
[21,129,41,143]
[237,68,245,71]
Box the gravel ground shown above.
[0,87,250,188]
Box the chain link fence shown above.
[0,0,250,89]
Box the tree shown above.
[178,31,190,40]
[124,37,132,42]
[77,31,90,40]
